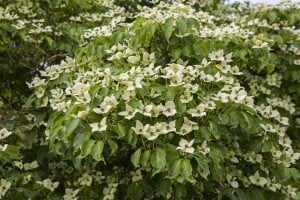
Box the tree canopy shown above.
[0,0,300,199]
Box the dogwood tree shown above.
[1,0,300,199]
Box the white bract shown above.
[176,138,195,154]
[89,117,107,132]
[0,128,12,140]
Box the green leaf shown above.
[268,11,277,23]
[44,36,54,47]
[156,179,171,197]
[162,89,176,101]
[176,17,187,34]
[175,183,187,198]
[171,48,182,61]
[0,145,22,162]
[194,153,210,179]
[210,162,223,182]
[151,148,166,175]
[73,132,91,153]
[131,148,142,168]
[181,159,193,178]
[80,140,95,158]
[126,182,144,199]
[219,113,230,125]
[198,126,211,140]
[65,118,80,140]
[245,188,265,200]
[89,85,101,99]
[164,18,175,42]
[49,126,64,147]
[176,98,186,114]
[140,150,151,167]
[52,142,66,155]
[115,123,126,138]
[91,140,104,161]
[182,45,192,57]
[128,99,141,108]
[170,159,181,177]
[107,139,118,154]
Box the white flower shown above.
[177,117,198,135]
[118,104,137,119]
[13,161,23,169]
[162,101,177,117]
[209,50,225,62]
[124,77,143,90]
[27,77,46,88]
[24,161,39,171]
[213,72,223,82]
[214,92,229,103]
[121,90,136,100]
[176,138,195,154]
[89,117,107,132]
[0,144,8,151]
[78,173,93,186]
[260,124,276,133]
[137,104,153,117]
[278,117,289,126]
[170,74,184,86]
[132,120,149,135]
[151,104,162,117]
[0,128,13,140]
[216,63,231,73]
[249,171,268,187]
[201,58,211,66]
[230,89,247,103]
[231,180,239,188]
[178,123,193,136]
[127,55,140,64]
[184,83,199,93]
[187,104,206,117]
[201,73,215,82]
[35,87,45,98]
[143,126,160,140]
[36,178,59,192]
[0,179,11,198]
[93,96,118,114]
[230,65,243,75]
[63,188,80,200]
[156,121,176,134]
[199,141,210,155]
[144,64,160,76]
[180,91,193,103]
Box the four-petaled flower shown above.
[118,104,137,119]
[0,128,13,140]
[176,138,195,154]
[89,117,107,132]
[162,101,177,117]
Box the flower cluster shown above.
[36,178,59,192]
[0,179,11,199]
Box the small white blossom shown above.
[89,117,107,132]
[132,120,149,135]
[118,104,137,119]
[36,178,59,192]
[0,128,13,140]
[176,138,195,154]
[249,171,268,187]
[162,101,177,117]
[187,104,206,117]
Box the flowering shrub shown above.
[1,0,300,199]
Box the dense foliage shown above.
[0,0,300,199]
